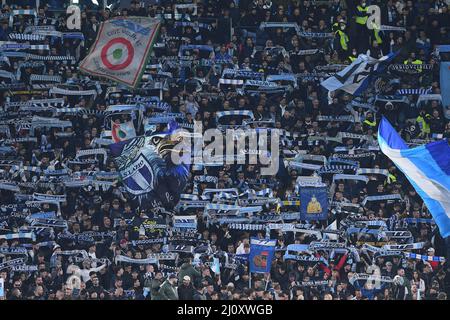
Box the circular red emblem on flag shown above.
[101,38,134,71]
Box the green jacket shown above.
[159,280,179,300]
[150,278,164,300]
[178,263,202,285]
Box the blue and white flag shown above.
[321,52,396,96]
[109,136,161,196]
[378,117,450,237]
[249,238,276,273]
[440,61,450,115]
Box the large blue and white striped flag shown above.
[378,117,450,237]
[321,52,397,96]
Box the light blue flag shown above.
[378,117,450,237]
[0,278,4,297]
[211,257,220,275]
[440,61,450,119]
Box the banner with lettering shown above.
[80,16,160,88]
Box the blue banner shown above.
[249,238,276,273]
[440,62,450,118]
[300,186,329,221]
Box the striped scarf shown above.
[0,182,20,192]
[9,9,38,27]
[298,31,334,38]
[229,224,267,231]
[382,242,425,251]
[379,25,406,32]
[222,68,264,80]
[317,115,355,122]
[0,247,28,255]
[338,132,372,141]
[114,255,158,265]
[75,148,107,165]
[403,218,435,224]
[404,253,445,262]
[0,257,27,270]
[0,70,16,81]
[218,78,244,86]
[10,265,38,272]
[291,49,320,56]
[396,88,432,96]
[361,194,403,206]
[0,232,36,241]
[28,98,65,107]
[316,164,357,175]
[352,274,393,283]
[33,193,66,203]
[30,74,62,83]
[50,87,97,97]
[26,54,76,62]
[24,25,56,33]
[315,64,348,72]
[131,239,166,246]
[174,21,211,30]
[357,168,389,176]
[0,43,49,50]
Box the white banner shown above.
[80,17,160,88]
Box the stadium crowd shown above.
[0,0,449,301]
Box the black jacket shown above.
[178,284,196,300]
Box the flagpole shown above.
[249,272,252,289]
[264,273,271,291]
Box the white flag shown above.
[80,17,160,88]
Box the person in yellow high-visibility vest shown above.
[416,109,431,137]
[348,48,358,63]
[363,112,377,132]
[385,166,398,186]
[354,0,370,52]
[403,53,423,73]
[369,21,383,46]
[334,20,349,61]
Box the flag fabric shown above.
[211,257,221,275]
[440,61,450,116]
[325,220,338,240]
[249,238,276,273]
[321,52,396,96]
[300,186,329,221]
[378,117,450,237]
[0,278,4,297]
[80,16,160,88]
[111,120,136,142]
[109,136,162,196]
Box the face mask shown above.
[362,2,367,7]
[353,50,357,55]
[340,25,346,30]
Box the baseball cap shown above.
[183,275,191,281]
[169,274,177,279]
